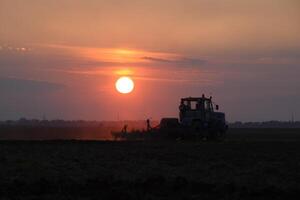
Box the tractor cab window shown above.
[183,101,189,107]
[188,100,202,110]
[205,100,213,112]
[180,100,190,111]
[190,101,197,110]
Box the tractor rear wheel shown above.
[207,121,226,141]
[190,121,205,139]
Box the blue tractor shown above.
[112,94,228,140]
[159,94,228,140]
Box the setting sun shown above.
[115,76,134,94]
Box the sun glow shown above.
[115,76,134,94]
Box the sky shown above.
[0,0,300,122]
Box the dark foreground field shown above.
[1,129,300,199]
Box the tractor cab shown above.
[179,95,217,126]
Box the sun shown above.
[115,76,134,94]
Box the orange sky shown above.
[0,0,300,121]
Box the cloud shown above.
[33,44,208,69]
[0,77,64,93]
[0,44,31,52]
[133,75,215,85]
[141,56,171,63]
[141,56,207,66]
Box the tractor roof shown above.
[181,95,212,102]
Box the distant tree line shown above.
[0,118,299,140]
[0,118,156,128]
[229,121,300,128]
[0,118,299,128]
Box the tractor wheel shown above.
[191,121,204,139]
[208,130,225,141]
[214,130,226,141]
[207,121,226,141]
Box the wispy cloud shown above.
[41,44,207,67]
[0,76,64,93]
[0,44,32,53]
[133,75,216,85]
[141,56,207,66]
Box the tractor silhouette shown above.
[112,94,228,140]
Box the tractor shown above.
[112,94,228,140]
[159,94,228,140]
